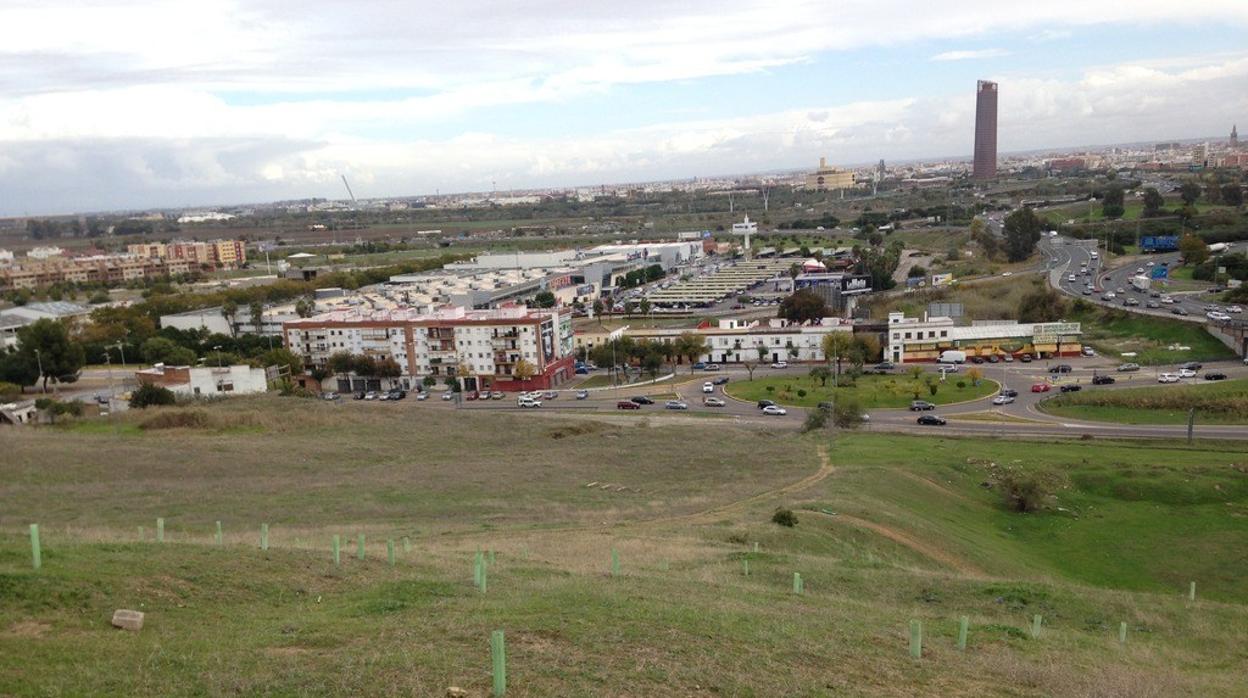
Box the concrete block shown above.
[111,609,144,632]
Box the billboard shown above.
[931,273,954,287]
[1032,321,1081,344]
[1140,236,1179,252]
[1150,265,1169,279]
[839,275,872,294]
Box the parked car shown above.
[770,361,789,369]
[703,397,726,407]
[1081,347,1096,357]
[702,382,715,393]
[909,400,935,411]
[364,391,379,400]
[1019,354,1032,363]
[916,414,947,426]
[543,391,558,400]
[1117,363,1141,372]
[630,396,654,405]
[1204,372,1228,381]
[970,356,985,364]
[691,362,707,370]
[991,395,1014,405]
[665,400,689,410]
[616,400,640,410]
[492,391,505,400]
[761,405,788,416]
[441,392,454,400]
[986,355,1000,363]
[757,399,777,409]
[1002,354,1014,363]
[321,391,340,401]
[704,364,721,371]
[415,392,429,401]
[388,389,407,400]
[1091,375,1116,385]
[873,361,895,371]
[1030,383,1051,393]
[1059,384,1082,393]
[353,391,366,400]
[465,391,479,401]
[478,390,492,400]
[1158,373,1180,383]
[575,390,589,400]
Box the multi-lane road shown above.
[385,358,1248,440]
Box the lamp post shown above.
[33,348,44,393]
[212,345,223,368]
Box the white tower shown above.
[731,215,758,259]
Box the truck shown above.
[938,350,967,364]
[1130,275,1150,292]
[1208,242,1231,254]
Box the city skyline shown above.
[2,1,1248,215]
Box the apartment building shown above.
[0,255,193,290]
[283,304,575,392]
[575,317,854,364]
[126,239,247,269]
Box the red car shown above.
[1030,383,1051,393]
[616,400,641,410]
[465,391,479,400]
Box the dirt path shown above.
[810,510,985,576]
[650,445,834,526]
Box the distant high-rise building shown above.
[972,80,998,180]
[1232,124,1239,149]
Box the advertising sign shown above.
[1032,321,1081,344]
[1140,236,1179,253]
[1150,265,1169,279]
[839,275,872,294]
[931,273,954,287]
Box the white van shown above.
[938,350,967,364]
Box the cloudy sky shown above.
[2,1,1247,215]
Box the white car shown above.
[702,382,714,393]
[664,400,689,410]
[1229,306,1244,314]
[761,405,787,416]
[1207,312,1231,321]
[991,395,1015,405]
[937,364,959,373]
[1157,373,1180,384]
[703,397,726,407]
[415,392,429,401]
[517,397,542,408]
[1178,368,1197,378]
[441,392,454,401]
[1161,297,1175,304]
[770,361,788,369]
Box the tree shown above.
[249,301,264,333]
[374,357,402,384]
[1101,184,1125,219]
[1204,181,1222,205]
[821,332,853,383]
[1179,180,1202,206]
[17,319,85,392]
[777,289,828,324]
[259,348,303,375]
[0,350,39,392]
[641,350,663,377]
[638,298,652,316]
[352,354,378,377]
[532,290,556,308]
[969,218,1000,260]
[512,358,537,383]
[808,365,831,387]
[1016,286,1068,323]
[592,299,604,320]
[1141,187,1165,217]
[294,297,314,318]
[1223,183,1244,208]
[1002,207,1043,262]
[141,337,196,366]
[422,375,437,389]
[221,299,239,337]
[966,367,983,386]
[850,334,881,365]
[327,351,354,383]
[129,382,176,408]
[674,332,708,371]
[1179,234,1209,266]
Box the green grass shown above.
[2,401,1247,695]
[1040,378,1248,425]
[1070,304,1236,364]
[724,372,998,409]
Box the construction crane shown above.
[341,175,358,207]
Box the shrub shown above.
[0,381,19,401]
[130,383,177,409]
[832,397,865,429]
[765,385,775,393]
[997,470,1066,513]
[772,508,798,527]
[801,408,828,433]
[956,380,966,389]
[796,389,807,398]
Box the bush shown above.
[772,508,798,527]
[130,383,177,409]
[801,408,828,433]
[997,470,1065,513]
[796,389,807,398]
[956,380,966,389]
[765,385,775,393]
[831,397,864,429]
[0,381,20,401]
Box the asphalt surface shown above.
[345,359,1248,441]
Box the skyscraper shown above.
[973,80,998,180]
[1232,124,1239,149]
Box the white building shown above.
[26,246,64,260]
[885,312,1083,364]
[577,317,853,364]
[135,364,269,397]
[283,304,575,392]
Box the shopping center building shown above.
[885,312,1083,364]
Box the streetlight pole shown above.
[33,348,44,394]
[212,345,223,368]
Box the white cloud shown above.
[931,48,1011,62]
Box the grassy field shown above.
[1040,378,1248,425]
[2,399,1247,695]
[1070,305,1237,365]
[725,371,998,409]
